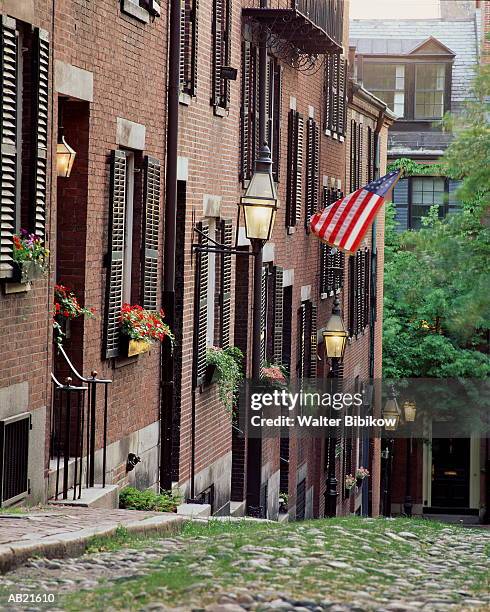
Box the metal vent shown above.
[0,412,31,506]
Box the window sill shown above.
[121,0,150,23]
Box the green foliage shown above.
[119,486,182,513]
[206,346,244,412]
[388,157,449,178]
[383,65,490,379]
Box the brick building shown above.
[0,0,394,518]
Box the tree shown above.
[383,65,490,379]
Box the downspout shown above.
[160,0,180,490]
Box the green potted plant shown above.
[53,284,95,346]
[205,346,244,412]
[120,303,174,357]
[12,229,49,283]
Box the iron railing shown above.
[50,347,112,500]
[242,0,343,44]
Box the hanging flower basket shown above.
[12,230,49,284]
[345,474,356,497]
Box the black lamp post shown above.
[402,401,416,517]
[322,296,347,517]
[382,387,400,516]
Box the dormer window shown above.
[415,64,445,119]
[363,63,405,117]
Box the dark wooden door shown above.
[431,438,470,508]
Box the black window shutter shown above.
[179,0,199,96]
[348,254,355,337]
[260,265,267,370]
[332,54,339,134]
[286,109,297,226]
[105,150,127,359]
[298,303,306,382]
[272,63,282,182]
[220,218,232,349]
[295,113,304,225]
[31,28,49,241]
[142,156,161,311]
[211,0,223,108]
[358,123,363,188]
[320,243,328,296]
[194,221,209,386]
[212,0,230,109]
[272,266,284,364]
[0,16,19,275]
[309,302,318,378]
[350,119,356,191]
[324,55,332,132]
[240,41,256,182]
[370,248,377,322]
[305,118,319,230]
[338,57,347,136]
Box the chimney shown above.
[439,0,476,20]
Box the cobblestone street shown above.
[0,517,488,612]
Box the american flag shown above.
[310,170,401,254]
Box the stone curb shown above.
[0,513,184,574]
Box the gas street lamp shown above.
[383,387,400,431]
[402,400,417,423]
[323,296,347,517]
[240,143,279,242]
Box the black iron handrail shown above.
[51,347,112,501]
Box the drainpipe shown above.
[160,0,180,490]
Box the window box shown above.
[120,336,152,357]
[204,363,218,386]
[12,261,46,284]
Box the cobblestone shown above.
[0,518,488,611]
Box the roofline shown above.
[350,81,397,121]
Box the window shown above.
[320,184,344,298]
[411,176,445,228]
[305,117,320,229]
[392,176,460,231]
[179,0,199,97]
[363,63,405,117]
[240,48,282,182]
[211,0,232,112]
[286,110,304,228]
[415,64,445,119]
[349,120,363,192]
[348,248,370,338]
[324,54,347,137]
[0,19,49,279]
[105,152,162,358]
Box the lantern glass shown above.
[243,203,276,241]
[383,396,400,431]
[57,136,76,178]
[323,313,348,360]
[403,401,417,422]
[240,155,278,241]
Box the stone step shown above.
[230,500,246,517]
[49,484,119,509]
[424,513,480,525]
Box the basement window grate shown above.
[0,413,31,507]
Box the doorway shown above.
[431,438,470,508]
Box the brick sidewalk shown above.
[0,506,183,572]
